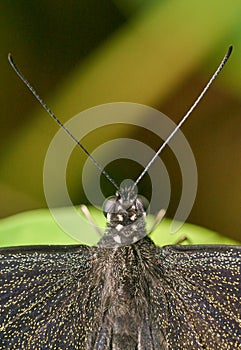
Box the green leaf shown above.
[0,207,239,248]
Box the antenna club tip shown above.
[227,45,233,57]
[8,53,13,63]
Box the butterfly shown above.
[0,46,240,349]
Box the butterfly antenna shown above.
[133,45,233,189]
[8,53,119,191]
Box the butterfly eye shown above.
[103,196,116,217]
[136,195,149,214]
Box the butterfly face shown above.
[100,186,149,247]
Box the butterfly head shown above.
[98,184,149,247]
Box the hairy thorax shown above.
[92,238,158,348]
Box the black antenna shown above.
[8,53,119,191]
[133,45,233,189]
[8,47,232,194]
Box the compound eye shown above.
[136,195,149,214]
[103,196,116,217]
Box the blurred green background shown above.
[0,0,240,243]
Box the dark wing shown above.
[0,245,103,349]
[150,245,241,350]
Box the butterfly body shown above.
[3,46,240,349]
[0,188,240,349]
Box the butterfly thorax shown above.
[88,186,160,347]
[91,237,158,349]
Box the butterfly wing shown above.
[1,243,240,350]
[150,245,241,350]
[0,245,103,349]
